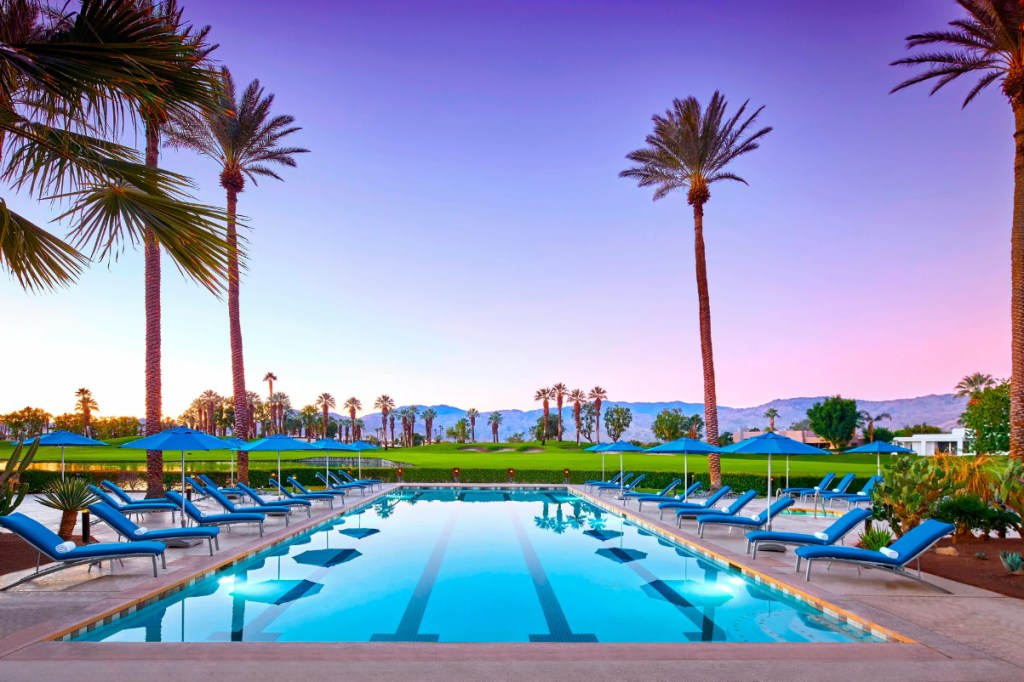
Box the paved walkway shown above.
[0,484,1020,681]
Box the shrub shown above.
[37,478,99,540]
[859,527,893,552]
[873,455,954,536]
[932,494,1021,542]
[999,551,1024,575]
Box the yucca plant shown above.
[1,439,39,515]
[37,479,100,540]
[859,527,894,552]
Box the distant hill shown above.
[343,394,968,443]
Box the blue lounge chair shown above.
[236,482,312,517]
[0,512,165,590]
[658,486,732,520]
[88,484,179,522]
[778,473,835,500]
[166,491,266,536]
[676,490,758,527]
[696,498,795,537]
[624,478,681,504]
[595,473,646,497]
[290,476,347,502]
[318,472,367,494]
[269,477,335,508]
[204,487,292,526]
[821,476,881,509]
[100,480,148,505]
[635,482,702,511]
[583,472,626,491]
[198,474,244,496]
[337,469,383,490]
[89,502,220,555]
[746,507,872,559]
[795,519,955,592]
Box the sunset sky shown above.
[4,0,1009,418]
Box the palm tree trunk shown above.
[227,189,250,483]
[1012,105,1024,459]
[595,400,602,444]
[58,510,77,541]
[693,202,722,487]
[143,121,164,498]
[557,401,563,441]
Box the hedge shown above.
[18,467,872,498]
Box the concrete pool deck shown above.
[0,483,1021,681]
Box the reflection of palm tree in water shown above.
[534,501,554,531]
[375,498,399,519]
[587,508,607,531]
[552,503,568,534]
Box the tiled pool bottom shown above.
[71,488,884,644]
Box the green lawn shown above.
[3,437,891,476]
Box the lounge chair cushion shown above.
[137,527,219,541]
[746,530,829,545]
[795,545,902,567]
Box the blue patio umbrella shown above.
[583,442,610,479]
[24,430,108,480]
[601,441,646,499]
[845,440,914,477]
[243,434,313,497]
[121,427,229,526]
[722,432,830,529]
[645,438,723,502]
[221,437,248,485]
[346,440,380,480]
[310,438,351,492]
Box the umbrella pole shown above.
[277,451,282,499]
[786,455,790,491]
[60,445,65,481]
[358,453,362,480]
[326,451,330,493]
[877,453,881,478]
[619,453,624,502]
[683,453,689,502]
[180,449,186,528]
[766,453,773,531]
[602,453,605,480]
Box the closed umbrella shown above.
[600,441,646,500]
[645,438,723,502]
[243,434,314,497]
[844,440,914,477]
[345,440,380,480]
[310,438,350,491]
[722,432,830,530]
[24,430,108,480]
[121,427,229,526]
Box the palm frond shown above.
[0,198,87,291]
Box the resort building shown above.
[893,428,968,456]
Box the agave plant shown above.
[1,439,38,515]
[999,551,1024,576]
[37,479,100,540]
[859,527,894,552]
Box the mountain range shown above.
[327,393,968,442]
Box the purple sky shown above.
[4,0,1010,416]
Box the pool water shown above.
[74,488,882,643]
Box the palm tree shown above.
[74,388,98,438]
[858,411,892,443]
[263,372,277,433]
[270,391,290,434]
[389,412,396,447]
[343,397,362,443]
[588,387,608,444]
[199,390,220,435]
[421,408,438,445]
[407,406,420,447]
[890,2,1024,457]
[568,389,586,446]
[374,395,395,448]
[166,67,308,475]
[552,383,568,441]
[488,411,503,443]
[466,408,480,442]
[763,407,779,432]
[621,92,771,486]
[534,388,554,445]
[955,372,996,398]
[316,393,335,439]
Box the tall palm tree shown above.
[955,372,996,398]
[389,412,396,448]
[858,411,892,443]
[166,67,308,478]
[270,391,290,434]
[374,394,395,448]
[621,92,771,486]
[588,386,607,444]
[534,388,554,445]
[552,383,568,441]
[263,372,277,433]
[421,408,437,445]
[199,389,220,435]
[488,411,503,443]
[343,397,362,443]
[74,388,98,437]
[763,407,779,432]
[466,408,480,442]
[568,388,586,446]
[316,393,335,439]
[890,2,1023,457]
[407,406,420,447]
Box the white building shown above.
[893,428,968,457]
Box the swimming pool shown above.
[72,488,885,643]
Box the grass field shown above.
[2,437,894,476]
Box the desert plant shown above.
[873,455,954,536]
[1,440,39,515]
[931,453,996,502]
[990,459,1024,533]
[999,551,1024,576]
[976,551,988,561]
[37,479,99,540]
[932,494,994,542]
[859,527,894,552]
